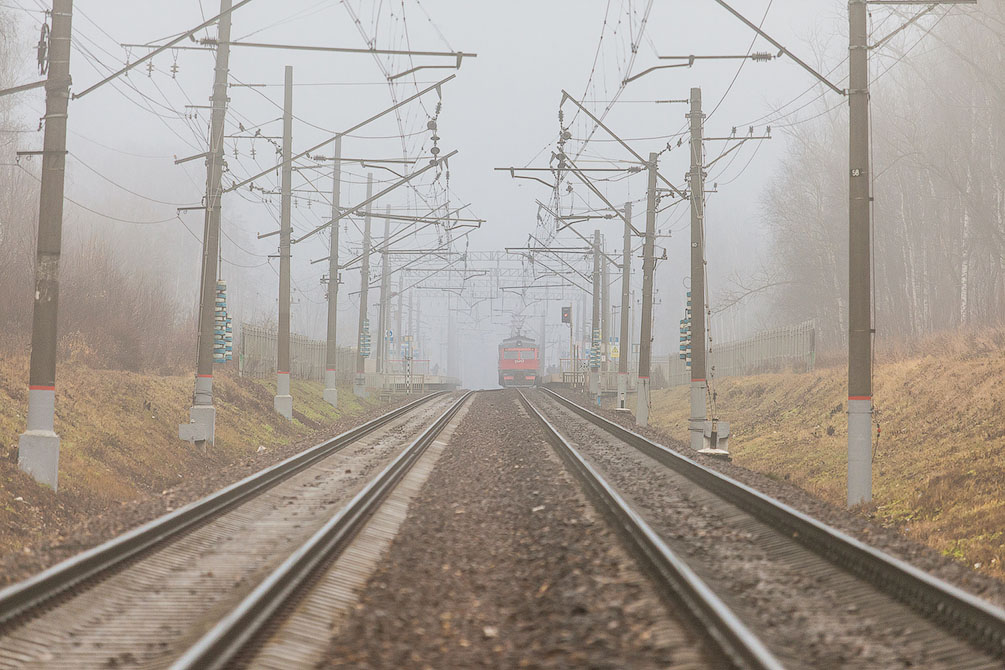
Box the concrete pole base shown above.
[274,395,293,420]
[275,372,293,420]
[353,372,369,399]
[617,373,628,409]
[636,377,650,427]
[848,397,873,506]
[180,404,216,447]
[689,381,707,452]
[180,376,215,448]
[20,387,60,489]
[323,387,339,408]
[323,369,338,408]
[18,430,60,490]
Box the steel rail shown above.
[541,387,1005,659]
[518,392,784,670]
[171,391,472,670]
[0,392,444,627]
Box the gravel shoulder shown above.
[553,388,1005,610]
[0,393,434,587]
[320,389,718,669]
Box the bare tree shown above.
[754,5,1005,348]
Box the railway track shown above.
[4,387,1005,668]
[526,387,1005,669]
[171,391,472,669]
[517,391,784,670]
[0,391,463,669]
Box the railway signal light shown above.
[561,306,572,324]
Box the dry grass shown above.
[0,354,373,555]
[650,339,1005,580]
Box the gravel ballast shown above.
[321,390,719,669]
[535,390,1000,669]
[0,395,459,669]
[0,393,437,588]
[554,388,1005,609]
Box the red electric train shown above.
[498,334,540,387]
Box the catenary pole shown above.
[601,236,610,374]
[580,293,588,389]
[447,293,454,378]
[180,0,234,447]
[591,229,602,400]
[569,305,575,383]
[408,283,414,344]
[274,65,293,420]
[847,0,872,505]
[378,205,391,375]
[354,173,374,397]
[618,201,632,410]
[323,135,342,407]
[636,152,658,427]
[541,283,548,378]
[689,87,708,451]
[18,0,74,489]
[705,0,974,503]
[323,136,343,405]
[395,271,403,370]
[539,303,546,381]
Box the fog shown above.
[1,0,997,388]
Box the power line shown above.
[706,0,775,123]
[68,151,198,206]
[15,163,181,225]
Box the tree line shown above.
[757,6,1004,348]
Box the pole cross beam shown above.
[226,75,455,194]
[318,203,471,266]
[711,0,846,96]
[73,0,258,99]
[562,156,643,237]
[560,90,688,200]
[534,200,625,267]
[294,150,457,245]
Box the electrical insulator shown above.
[213,280,233,363]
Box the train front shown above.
[498,336,539,387]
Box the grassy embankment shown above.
[0,354,375,555]
[650,330,1005,580]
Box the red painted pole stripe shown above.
[848,395,872,400]
[278,371,290,375]
[197,374,213,379]
[29,385,56,391]
[691,378,707,382]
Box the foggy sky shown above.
[6,1,880,387]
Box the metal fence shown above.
[384,359,431,375]
[238,323,356,384]
[654,320,816,389]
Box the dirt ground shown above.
[0,354,394,582]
